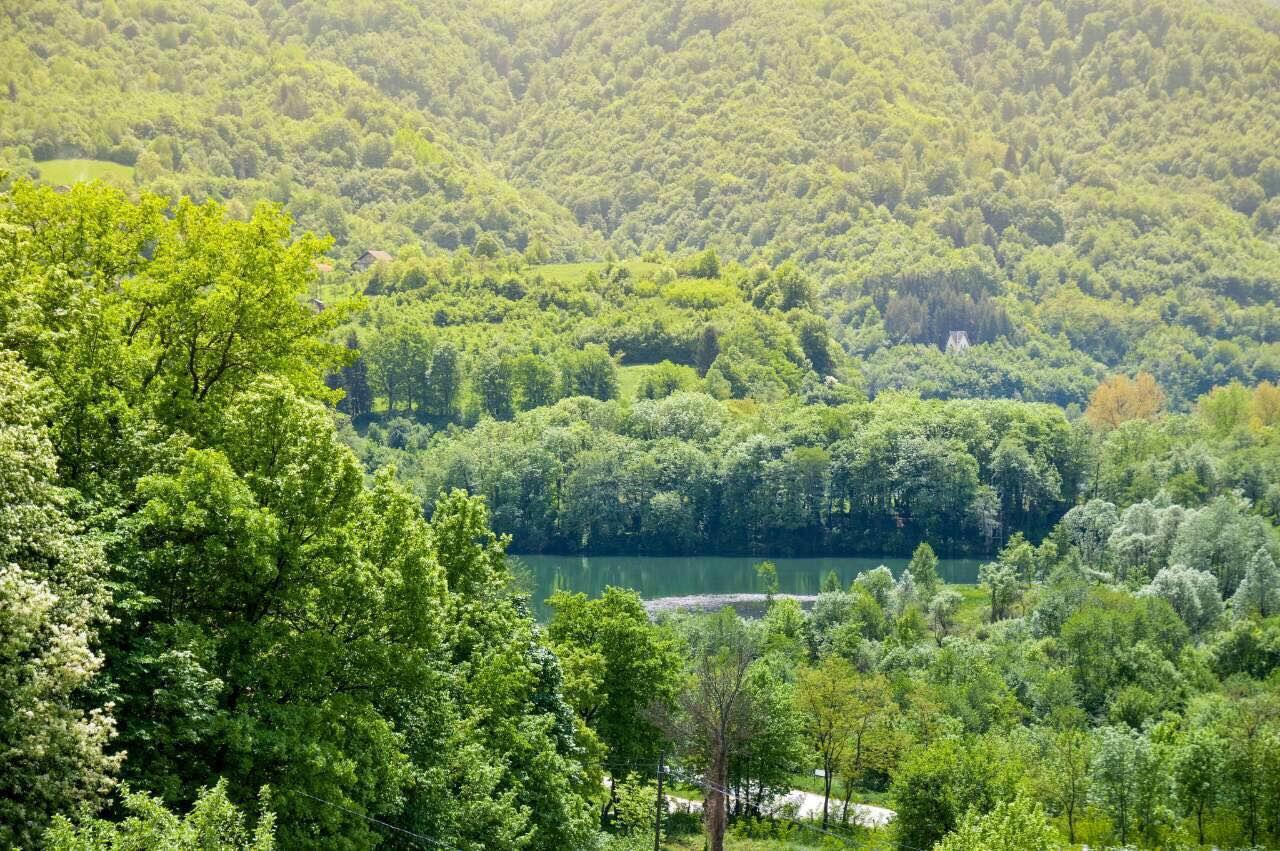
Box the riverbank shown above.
[643,592,818,617]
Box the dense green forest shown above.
[328,253,1280,556]
[4,0,1280,849]
[5,0,1280,420]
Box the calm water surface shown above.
[515,554,981,621]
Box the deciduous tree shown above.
[1086,373,1166,429]
[908,541,941,600]
[795,658,858,828]
[1173,727,1223,845]
[1232,548,1280,619]
[45,781,275,851]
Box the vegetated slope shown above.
[488,0,1280,257]
[5,0,1280,400]
[272,0,1280,400]
[0,1,593,260]
[493,0,1280,395]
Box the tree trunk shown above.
[706,746,728,851]
[601,774,616,829]
[820,759,834,830]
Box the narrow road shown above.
[773,789,895,828]
[662,788,895,828]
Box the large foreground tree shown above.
[0,183,598,849]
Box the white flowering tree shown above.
[0,354,118,847]
[1231,548,1280,619]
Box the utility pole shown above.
[654,752,665,851]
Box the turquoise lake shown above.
[514,554,982,621]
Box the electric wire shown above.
[293,790,459,851]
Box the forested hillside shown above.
[0,1,593,258]
[5,0,1280,402]
[5,1,1280,849]
[299,0,1280,402]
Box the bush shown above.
[934,795,1059,851]
[612,775,658,836]
[46,781,275,850]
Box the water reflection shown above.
[515,554,982,621]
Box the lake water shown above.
[514,554,982,621]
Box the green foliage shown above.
[1058,589,1189,717]
[0,353,118,848]
[6,5,1280,849]
[730,662,808,814]
[1140,565,1222,633]
[0,184,598,850]
[1232,547,1280,619]
[795,657,861,828]
[1172,727,1223,845]
[755,561,780,603]
[891,736,1024,851]
[547,587,682,777]
[0,182,348,498]
[908,543,941,600]
[610,775,657,837]
[666,609,804,848]
[404,393,1079,556]
[7,0,1280,417]
[46,781,275,851]
[1169,495,1278,598]
[637,360,701,400]
[926,589,962,646]
[1089,725,1169,846]
[978,561,1021,622]
[933,794,1059,851]
[561,343,620,401]
[0,3,592,261]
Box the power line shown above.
[294,790,459,851]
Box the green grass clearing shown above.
[535,259,663,284]
[952,583,992,630]
[618,364,653,401]
[37,158,135,187]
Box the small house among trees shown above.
[351,249,392,271]
[945,330,971,354]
